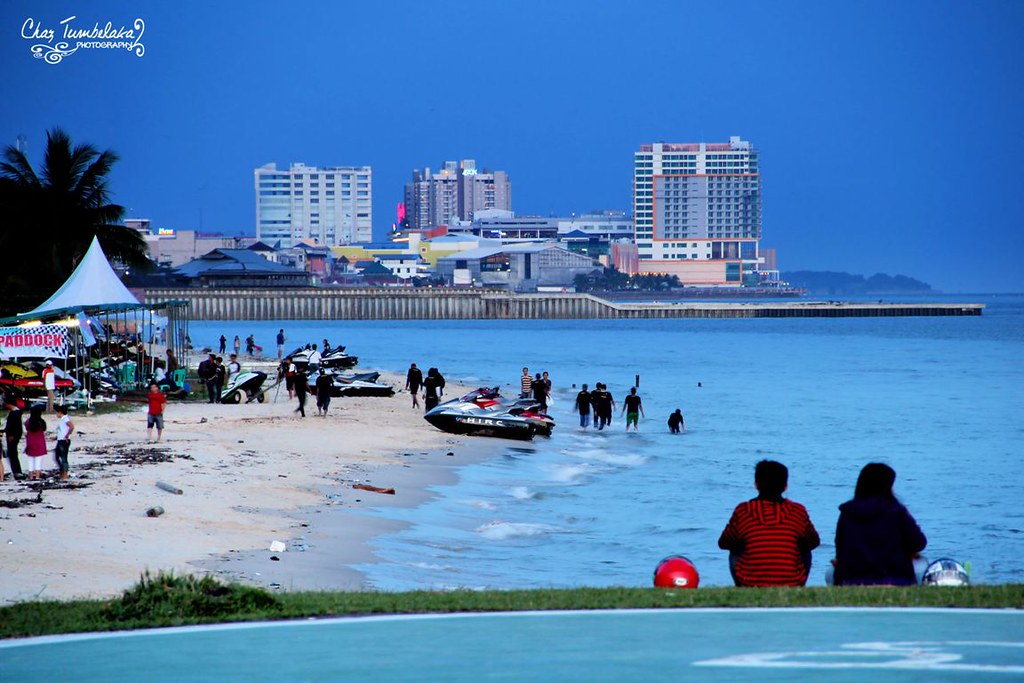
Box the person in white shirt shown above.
[42,360,57,413]
[227,354,241,384]
[307,344,321,373]
[54,404,75,481]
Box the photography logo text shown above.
[21,15,145,64]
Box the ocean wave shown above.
[476,521,565,540]
[407,561,454,572]
[566,448,648,467]
[546,463,595,483]
[463,498,497,509]
[510,486,541,500]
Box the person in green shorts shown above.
[621,386,645,431]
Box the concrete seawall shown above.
[140,288,984,321]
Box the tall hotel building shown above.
[255,163,372,247]
[633,136,762,285]
[404,160,511,231]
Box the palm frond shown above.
[0,147,41,186]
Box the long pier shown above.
[140,288,984,320]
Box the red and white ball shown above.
[653,555,700,589]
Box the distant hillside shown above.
[782,271,933,296]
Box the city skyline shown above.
[3,1,1022,292]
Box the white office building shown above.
[633,136,762,285]
[255,163,372,247]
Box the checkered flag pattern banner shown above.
[0,324,69,360]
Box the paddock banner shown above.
[0,325,69,360]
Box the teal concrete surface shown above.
[2,608,1022,682]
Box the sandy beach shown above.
[0,373,481,605]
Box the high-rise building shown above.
[255,163,372,247]
[404,160,511,231]
[633,136,762,285]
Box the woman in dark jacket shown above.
[834,463,927,586]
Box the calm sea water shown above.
[192,294,1024,588]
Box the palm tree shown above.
[0,128,150,313]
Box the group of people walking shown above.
[572,383,683,433]
[405,363,446,411]
[720,459,928,587]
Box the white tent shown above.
[22,235,139,317]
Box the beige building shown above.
[125,219,240,268]
[634,137,763,285]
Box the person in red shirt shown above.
[718,460,820,587]
[147,383,168,443]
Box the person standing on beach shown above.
[293,371,308,417]
[147,383,167,443]
[520,367,532,399]
[198,353,216,403]
[42,360,56,413]
[406,363,423,409]
[423,368,442,411]
[541,371,552,406]
[286,358,297,400]
[23,405,47,481]
[307,344,322,373]
[668,409,685,434]
[3,399,23,480]
[574,384,591,429]
[233,335,241,357]
[621,387,645,431]
[213,357,226,403]
[54,404,75,481]
[227,354,241,385]
[315,372,333,416]
[276,329,286,360]
[218,335,227,354]
[245,334,255,356]
[718,460,820,587]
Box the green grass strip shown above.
[2,573,1022,640]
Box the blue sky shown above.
[3,1,1022,292]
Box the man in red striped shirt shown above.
[718,460,820,587]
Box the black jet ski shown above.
[319,347,358,369]
[505,399,556,437]
[309,370,393,397]
[450,388,556,437]
[289,347,358,371]
[424,390,536,440]
[220,370,268,403]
